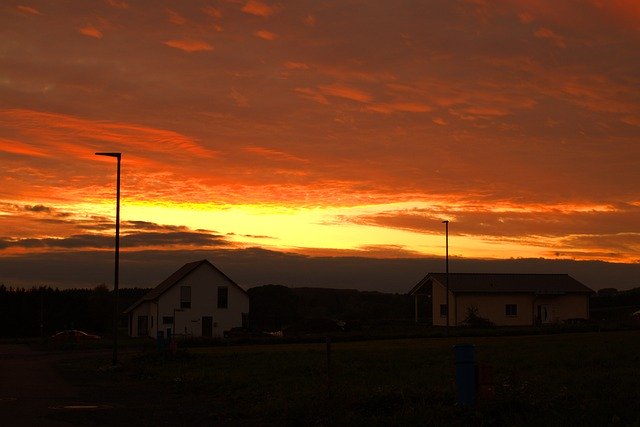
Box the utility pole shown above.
[40,288,44,341]
[95,152,121,366]
[442,220,450,334]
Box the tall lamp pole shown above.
[442,220,449,333]
[95,152,121,366]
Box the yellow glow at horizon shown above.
[52,199,552,259]
[6,197,628,260]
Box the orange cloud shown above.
[367,102,432,114]
[78,25,103,39]
[203,6,222,18]
[559,76,637,114]
[243,146,308,163]
[294,88,329,105]
[304,14,316,27]
[0,138,49,157]
[104,0,128,8]
[229,89,249,107]
[16,5,41,15]
[462,107,511,117]
[592,0,640,31]
[0,109,217,160]
[163,39,214,52]
[3,0,640,266]
[284,62,309,70]
[319,66,396,84]
[255,30,278,40]
[166,9,187,25]
[319,84,373,103]
[0,110,225,207]
[621,116,640,127]
[338,202,640,260]
[534,27,566,48]
[518,12,534,23]
[241,0,275,17]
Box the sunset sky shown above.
[1,0,639,289]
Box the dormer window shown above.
[180,286,191,309]
[440,304,448,317]
[218,286,228,309]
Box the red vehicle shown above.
[50,330,101,341]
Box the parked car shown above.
[50,330,101,341]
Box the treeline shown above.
[247,285,414,333]
[590,287,640,320]
[6,283,634,339]
[0,285,149,338]
[0,284,413,338]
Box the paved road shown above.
[0,344,94,426]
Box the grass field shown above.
[54,330,640,426]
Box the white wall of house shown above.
[129,262,249,338]
[455,293,535,326]
[432,280,456,327]
[533,294,589,323]
[129,301,154,338]
[430,280,590,327]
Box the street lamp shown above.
[95,152,121,366]
[442,220,449,333]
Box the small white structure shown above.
[125,259,249,339]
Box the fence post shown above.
[326,336,332,393]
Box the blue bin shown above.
[454,344,476,405]
[156,331,165,351]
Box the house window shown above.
[505,304,518,316]
[440,304,448,317]
[218,286,228,309]
[162,316,174,325]
[180,286,191,309]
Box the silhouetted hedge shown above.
[0,285,149,338]
[246,285,414,333]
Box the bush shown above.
[462,306,494,327]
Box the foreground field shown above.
[55,331,640,425]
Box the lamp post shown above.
[95,152,121,366]
[442,220,449,333]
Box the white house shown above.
[125,259,250,339]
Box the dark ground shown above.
[0,344,116,426]
[4,329,640,425]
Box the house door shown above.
[202,316,213,337]
[537,305,551,324]
[137,315,148,336]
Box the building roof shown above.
[409,273,593,295]
[124,259,247,313]
[408,275,433,295]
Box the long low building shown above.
[409,273,593,327]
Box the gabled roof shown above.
[124,259,247,313]
[409,273,593,295]
[408,275,433,295]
